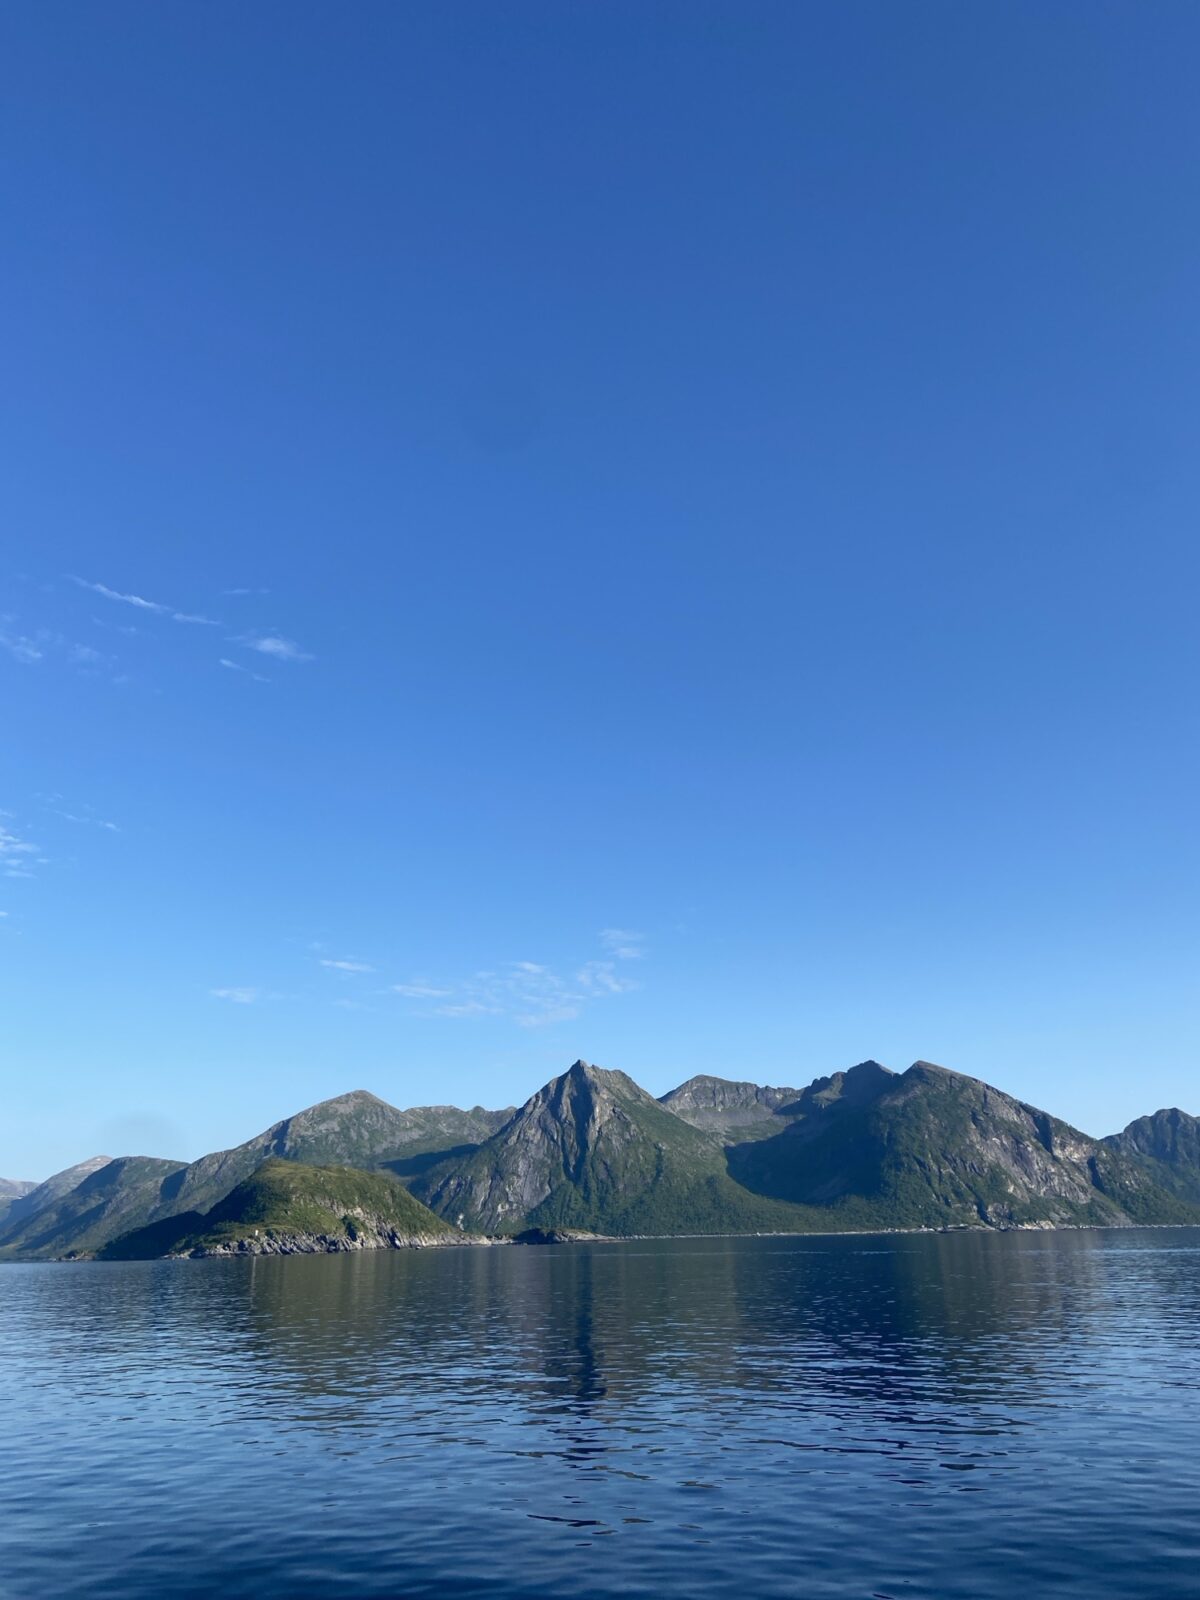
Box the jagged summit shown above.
[413,1057,762,1234]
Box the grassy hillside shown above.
[102,1159,457,1259]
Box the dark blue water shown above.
[2,1229,1199,1599]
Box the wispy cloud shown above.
[392,934,646,1029]
[219,657,270,683]
[319,957,376,973]
[0,821,41,879]
[71,577,170,613]
[72,577,222,629]
[52,807,120,832]
[0,622,44,664]
[577,960,639,995]
[599,927,645,960]
[210,986,261,1004]
[2,619,114,673]
[241,634,313,663]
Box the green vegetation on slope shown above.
[0,1157,187,1260]
[1104,1109,1200,1207]
[416,1061,880,1236]
[729,1062,1194,1230]
[101,1159,456,1258]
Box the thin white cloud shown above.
[2,620,116,671]
[72,576,225,629]
[219,657,270,683]
[319,957,376,973]
[392,933,646,1028]
[0,623,44,664]
[71,577,170,613]
[210,986,261,1004]
[0,822,40,879]
[242,634,313,663]
[599,927,645,959]
[53,808,120,832]
[577,960,639,995]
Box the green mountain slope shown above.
[729,1061,1194,1229]
[414,1060,830,1235]
[0,1093,512,1259]
[1104,1108,1200,1206]
[0,1156,187,1259]
[102,1159,458,1259]
[0,1155,114,1233]
[154,1091,512,1218]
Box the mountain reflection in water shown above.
[3,1229,1199,1598]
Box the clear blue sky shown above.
[2,2,1198,1179]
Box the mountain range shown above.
[1,1059,1197,1260]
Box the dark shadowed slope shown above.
[414,1060,817,1235]
[660,1062,895,1142]
[0,1156,113,1231]
[0,1177,37,1226]
[729,1061,1194,1229]
[0,1156,188,1259]
[1105,1108,1200,1206]
[658,1075,803,1137]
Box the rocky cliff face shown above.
[658,1075,803,1133]
[1105,1108,1200,1205]
[413,1060,789,1235]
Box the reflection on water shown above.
[2,1229,1199,1598]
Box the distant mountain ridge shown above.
[1104,1108,1200,1206]
[2,1060,1197,1260]
[0,1093,512,1261]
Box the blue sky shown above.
[2,2,1198,1179]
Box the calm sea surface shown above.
[2,1228,1199,1599]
